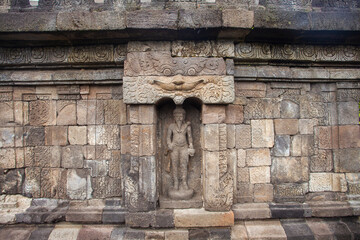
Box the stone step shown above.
[0,218,359,240]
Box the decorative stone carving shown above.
[124,52,226,76]
[235,43,360,62]
[123,75,235,104]
[0,45,125,66]
[166,106,195,200]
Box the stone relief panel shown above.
[235,43,360,62]
[123,75,235,105]
[157,101,202,208]
[0,44,126,66]
[124,52,226,76]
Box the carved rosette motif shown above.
[123,75,235,105]
[235,43,360,62]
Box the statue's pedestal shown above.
[168,188,194,200]
[159,196,202,209]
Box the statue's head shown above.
[173,106,185,121]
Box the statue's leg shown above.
[170,148,179,190]
[179,147,189,190]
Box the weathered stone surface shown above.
[0,148,15,169]
[273,135,290,157]
[0,102,14,125]
[0,169,24,194]
[314,126,338,149]
[271,157,309,184]
[0,127,14,148]
[291,135,302,157]
[28,226,53,240]
[128,41,171,52]
[57,101,76,125]
[179,9,222,29]
[29,100,56,126]
[226,125,236,149]
[0,13,57,32]
[246,148,271,167]
[68,126,87,145]
[281,219,315,239]
[203,150,234,211]
[233,203,270,220]
[203,124,227,151]
[274,183,309,203]
[76,225,114,240]
[202,105,226,124]
[254,184,274,202]
[0,225,35,240]
[91,177,122,199]
[48,224,81,240]
[274,119,299,135]
[57,11,125,31]
[309,201,352,217]
[174,208,234,227]
[309,173,347,192]
[24,167,41,198]
[236,82,266,98]
[235,183,254,203]
[122,155,156,212]
[45,126,67,146]
[123,75,235,105]
[270,203,310,219]
[24,127,45,147]
[280,100,299,118]
[235,124,251,149]
[225,104,243,124]
[62,146,84,169]
[334,148,360,173]
[128,105,156,125]
[231,223,248,240]
[223,9,254,28]
[172,40,234,58]
[40,168,66,199]
[249,166,270,184]
[165,230,188,240]
[95,125,120,150]
[125,52,226,77]
[311,149,333,172]
[306,218,334,240]
[251,120,274,148]
[66,169,91,200]
[338,125,360,149]
[245,219,287,240]
[338,101,358,125]
[126,10,178,29]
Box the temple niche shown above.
[157,99,203,208]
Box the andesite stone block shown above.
[126,10,178,29]
[235,124,251,149]
[251,119,274,148]
[179,9,222,29]
[174,208,234,228]
[245,219,287,240]
[273,135,290,157]
[274,119,299,135]
[222,9,254,28]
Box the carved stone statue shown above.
[166,106,195,200]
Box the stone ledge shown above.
[1,9,360,46]
[233,201,360,221]
[174,208,234,228]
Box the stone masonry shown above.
[0,0,360,239]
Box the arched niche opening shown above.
[156,97,203,208]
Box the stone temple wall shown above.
[0,1,359,237]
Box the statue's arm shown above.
[167,125,173,150]
[187,122,194,149]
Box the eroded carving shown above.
[123,75,235,104]
[235,43,360,62]
[166,106,195,200]
[124,52,226,76]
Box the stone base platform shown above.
[0,218,359,240]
